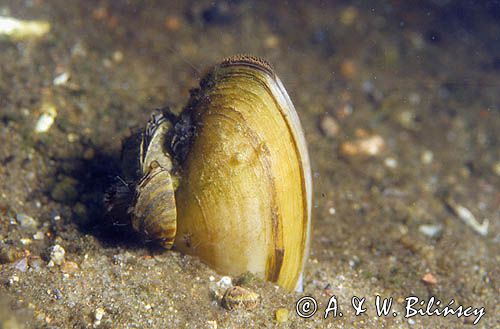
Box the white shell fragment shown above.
[340,134,385,156]
[418,224,442,238]
[217,276,233,290]
[453,204,489,236]
[0,16,50,40]
[53,72,70,86]
[35,102,57,133]
[446,199,489,236]
[35,113,55,133]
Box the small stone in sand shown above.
[493,161,500,176]
[93,308,105,327]
[421,150,434,164]
[15,213,38,230]
[48,245,65,266]
[319,115,340,138]
[422,273,437,285]
[275,308,289,323]
[34,102,57,133]
[164,15,181,31]
[61,261,79,274]
[418,224,442,238]
[384,157,398,168]
[340,134,385,157]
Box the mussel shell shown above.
[132,161,177,249]
[173,56,312,290]
[132,111,177,248]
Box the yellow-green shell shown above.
[173,56,312,291]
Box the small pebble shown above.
[93,307,105,327]
[210,276,233,301]
[319,115,340,138]
[33,231,45,241]
[14,257,28,272]
[336,103,353,119]
[0,244,21,263]
[29,257,43,271]
[348,258,359,269]
[61,261,79,273]
[35,117,54,135]
[67,133,79,143]
[493,162,500,176]
[340,134,385,157]
[339,6,358,26]
[49,288,63,300]
[328,207,336,215]
[15,213,38,230]
[20,238,32,245]
[103,58,113,68]
[48,244,65,266]
[264,35,279,49]
[275,308,289,323]
[217,276,233,290]
[34,102,57,133]
[9,275,19,285]
[112,50,124,63]
[397,110,417,129]
[53,72,70,86]
[164,15,181,31]
[340,59,356,79]
[207,320,218,329]
[71,41,87,57]
[362,80,375,94]
[422,273,438,285]
[421,150,434,164]
[92,7,108,20]
[418,224,442,238]
[384,157,398,168]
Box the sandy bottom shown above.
[0,1,498,328]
